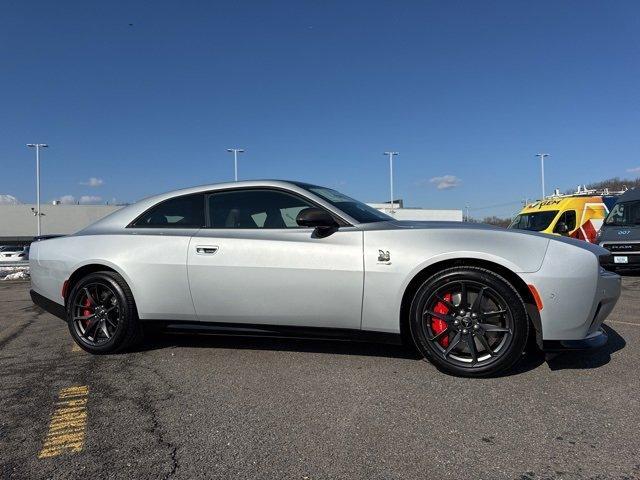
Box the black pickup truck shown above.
[599,188,640,271]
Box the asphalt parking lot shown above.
[1,278,639,480]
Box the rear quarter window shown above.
[130,194,206,228]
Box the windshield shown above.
[296,184,393,223]
[509,210,559,232]
[605,200,640,226]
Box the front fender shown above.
[361,228,550,333]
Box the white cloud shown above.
[79,195,102,204]
[80,177,104,187]
[57,195,77,205]
[429,175,462,190]
[627,167,640,174]
[0,194,20,205]
[54,194,103,204]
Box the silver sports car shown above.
[30,180,621,376]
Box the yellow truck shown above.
[508,188,622,243]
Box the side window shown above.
[131,194,205,228]
[208,189,316,229]
[554,210,576,233]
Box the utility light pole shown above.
[226,148,245,182]
[384,151,399,213]
[27,143,48,236]
[535,153,550,199]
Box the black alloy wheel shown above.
[409,266,529,377]
[71,282,121,346]
[67,271,142,353]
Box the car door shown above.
[187,188,364,329]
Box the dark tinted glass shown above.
[509,210,558,231]
[292,183,391,223]
[554,210,576,232]
[605,200,640,226]
[208,189,315,229]
[132,194,205,228]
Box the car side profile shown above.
[30,180,622,376]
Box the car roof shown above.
[617,188,640,203]
[520,195,606,213]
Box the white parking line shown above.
[606,320,639,327]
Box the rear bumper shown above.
[542,327,608,351]
[30,289,66,321]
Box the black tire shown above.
[409,266,529,377]
[67,271,143,354]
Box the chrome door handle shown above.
[195,245,219,255]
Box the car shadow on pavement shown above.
[544,324,626,371]
[129,324,625,375]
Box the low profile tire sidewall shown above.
[67,272,134,354]
[409,268,529,377]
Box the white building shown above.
[0,204,123,244]
[367,201,463,222]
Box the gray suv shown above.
[599,188,640,271]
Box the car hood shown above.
[360,220,609,256]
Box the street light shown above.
[535,153,550,199]
[27,143,48,236]
[383,151,399,213]
[226,148,245,182]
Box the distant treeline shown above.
[564,176,640,194]
[467,216,512,228]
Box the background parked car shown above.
[0,246,29,262]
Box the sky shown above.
[1,0,639,217]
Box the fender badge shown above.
[378,249,391,264]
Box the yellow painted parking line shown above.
[38,385,89,459]
[71,343,82,352]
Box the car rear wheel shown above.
[409,266,529,377]
[67,271,142,354]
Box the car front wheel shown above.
[67,271,142,354]
[409,266,529,377]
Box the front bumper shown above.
[519,240,622,348]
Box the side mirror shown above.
[296,207,339,233]
[555,221,569,235]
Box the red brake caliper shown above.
[82,297,92,327]
[431,293,451,347]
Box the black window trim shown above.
[126,193,207,229]
[126,186,352,230]
[203,186,352,229]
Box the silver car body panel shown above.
[188,227,364,328]
[30,180,621,342]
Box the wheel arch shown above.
[399,258,543,348]
[64,262,133,307]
